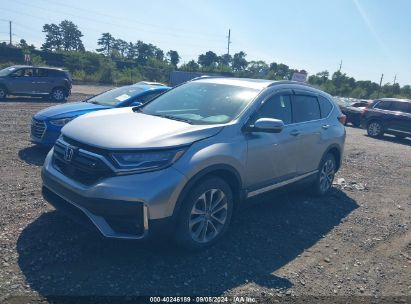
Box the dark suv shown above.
[0,65,72,101]
[362,98,411,139]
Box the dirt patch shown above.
[0,86,410,302]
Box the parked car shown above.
[41,78,346,250]
[340,99,371,127]
[31,83,170,146]
[0,65,72,101]
[362,98,411,139]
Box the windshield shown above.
[141,82,260,125]
[88,86,145,106]
[0,67,17,77]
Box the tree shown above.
[17,39,35,52]
[42,23,62,51]
[219,54,232,67]
[232,51,248,71]
[180,60,199,72]
[167,50,180,67]
[42,20,84,52]
[198,51,219,68]
[247,60,269,78]
[129,41,162,65]
[59,20,84,51]
[114,39,129,58]
[97,33,116,56]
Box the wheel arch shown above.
[323,144,342,171]
[172,164,244,220]
[0,83,8,93]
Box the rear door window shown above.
[36,69,48,77]
[390,101,409,113]
[292,95,321,123]
[374,100,392,110]
[255,94,292,124]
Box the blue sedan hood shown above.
[34,102,110,120]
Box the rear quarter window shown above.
[318,95,333,118]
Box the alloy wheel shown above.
[189,188,228,243]
[368,122,381,137]
[53,89,65,101]
[319,159,335,193]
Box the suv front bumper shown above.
[41,149,188,239]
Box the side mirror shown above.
[130,101,143,107]
[248,118,284,133]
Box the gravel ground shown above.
[0,85,410,303]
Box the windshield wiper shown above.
[152,114,193,124]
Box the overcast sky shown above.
[1,0,410,85]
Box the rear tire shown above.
[367,121,384,138]
[0,86,7,100]
[175,177,233,251]
[311,153,336,196]
[51,87,66,102]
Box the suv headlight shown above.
[111,148,186,172]
[49,117,76,126]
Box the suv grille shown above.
[53,139,113,185]
[31,118,46,139]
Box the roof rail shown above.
[267,80,313,88]
[190,75,226,82]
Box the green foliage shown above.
[180,60,199,72]
[198,51,219,68]
[31,54,46,66]
[42,20,84,52]
[5,23,411,99]
[232,51,247,71]
[167,50,180,67]
[96,33,115,56]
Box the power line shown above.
[12,0,225,42]
[3,7,226,51]
[36,0,224,40]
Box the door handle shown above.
[290,130,300,136]
[322,124,330,130]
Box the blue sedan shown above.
[31,83,170,147]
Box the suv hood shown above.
[34,102,109,120]
[61,107,224,149]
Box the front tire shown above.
[367,121,383,138]
[175,177,233,251]
[0,86,7,100]
[51,87,66,102]
[312,153,336,196]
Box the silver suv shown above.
[0,65,71,101]
[41,78,346,250]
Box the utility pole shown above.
[392,74,397,95]
[227,29,231,55]
[9,20,12,46]
[338,60,342,72]
[377,73,384,98]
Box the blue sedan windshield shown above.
[0,67,17,77]
[88,86,145,106]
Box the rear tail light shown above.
[338,114,347,125]
[362,103,371,116]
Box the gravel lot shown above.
[0,85,410,303]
